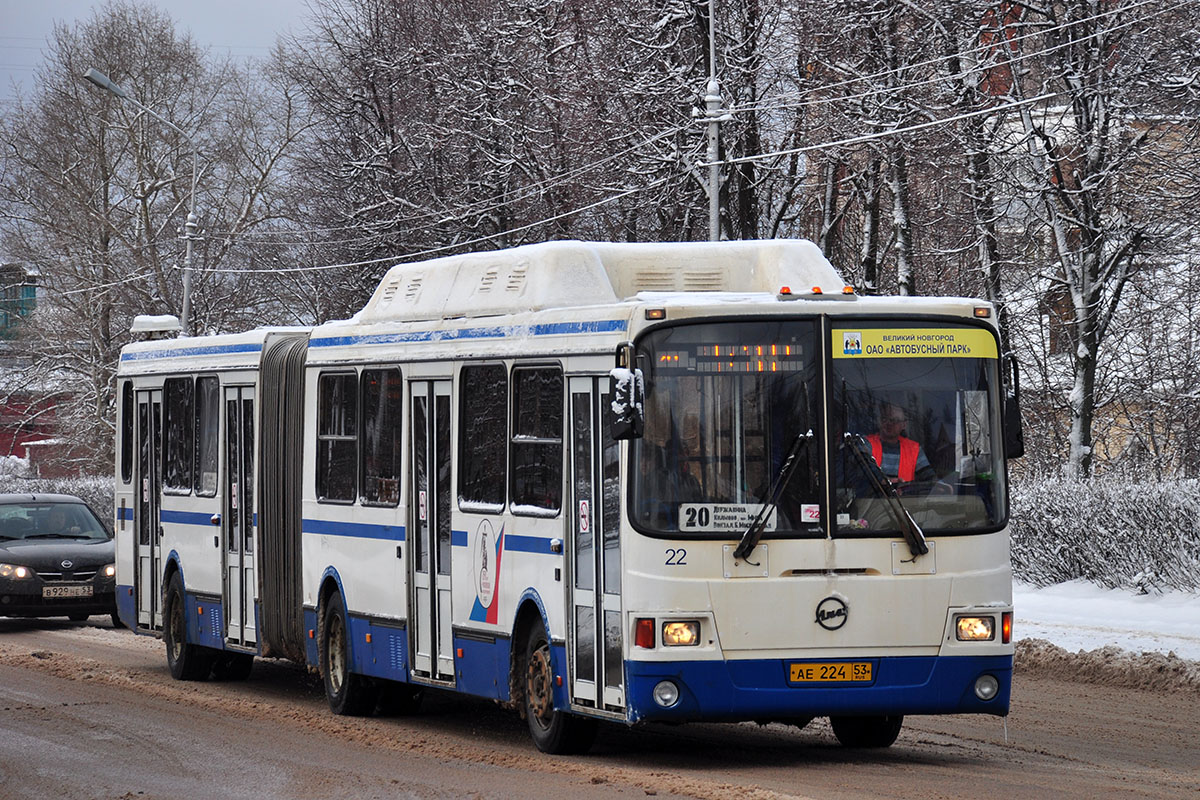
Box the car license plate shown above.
[789,662,872,683]
[42,585,93,599]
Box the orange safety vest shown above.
[866,434,920,482]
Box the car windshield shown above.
[831,322,1007,534]
[631,320,822,536]
[0,503,109,541]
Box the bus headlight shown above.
[955,615,995,641]
[661,621,700,646]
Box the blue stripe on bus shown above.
[302,518,406,541]
[309,318,625,349]
[161,509,218,526]
[451,529,468,547]
[120,342,264,361]
[157,509,257,528]
[118,506,133,521]
[504,534,557,554]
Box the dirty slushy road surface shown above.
[1,618,1197,799]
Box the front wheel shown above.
[321,592,377,715]
[522,627,596,754]
[830,715,903,748]
[164,573,214,681]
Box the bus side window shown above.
[195,376,219,496]
[163,377,194,495]
[317,371,358,503]
[510,366,563,515]
[361,367,402,506]
[458,364,507,513]
[120,381,134,484]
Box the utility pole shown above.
[702,0,729,242]
[84,67,200,336]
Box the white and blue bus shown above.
[114,239,1019,753]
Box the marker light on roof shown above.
[843,286,855,294]
[811,286,823,295]
[974,306,992,318]
[779,286,792,295]
[645,308,666,320]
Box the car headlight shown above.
[103,563,116,578]
[955,615,995,641]
[661,620,700,646]
[0,563,31,580]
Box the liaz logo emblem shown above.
[815,596,848,630]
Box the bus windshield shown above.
[832,322,1006,535]
[631,318,1007,538]
[632,320,822,536]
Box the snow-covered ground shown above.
[1014,581,1200,661]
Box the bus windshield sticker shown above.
[833,328,997,359]
[680,504,776,533]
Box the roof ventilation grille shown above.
[635,268,676,292]
[505,263,528,293]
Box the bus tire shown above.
[211,651,254,681]
[164,572,214,681]
[830,715,903,748]
[321,592,376,716]
[522,627,596,754]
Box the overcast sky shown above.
[0,0,310,105]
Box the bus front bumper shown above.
[625,654,1012,723]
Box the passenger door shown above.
[409,379,455,682]
[135,389,163,630]
[568,377,624,710]
[223,385,257,647]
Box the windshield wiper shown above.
[843,432,929,558]
[733,429,814,561]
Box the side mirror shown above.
[609,342,644,440]
[1003,354,1024,460]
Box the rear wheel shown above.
[164,573,214,681]
[522,627,596,754]
[321,592,376,715]
[830,715,903,748]
[110,611,123,629]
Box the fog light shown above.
[104,564,116,578]
[956,615,995,641]
[974,674,999,701]
[652,680,679,707]
[662,620,700,646]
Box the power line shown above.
[735,0,1175,117]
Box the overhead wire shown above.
[733,0,1172,116]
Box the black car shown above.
[0,494,118,626]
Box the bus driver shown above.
[866,402,937,485]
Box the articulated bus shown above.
[114,240,1018,753]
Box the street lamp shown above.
[84,67,199,336]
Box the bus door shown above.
[135,389,163,630]
[223,386,257,647]
[410,380,454,682]
[568,377,624,710]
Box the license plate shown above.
[42,585,93,599]
[789,662,872,683]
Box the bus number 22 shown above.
[665,548,687,566]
